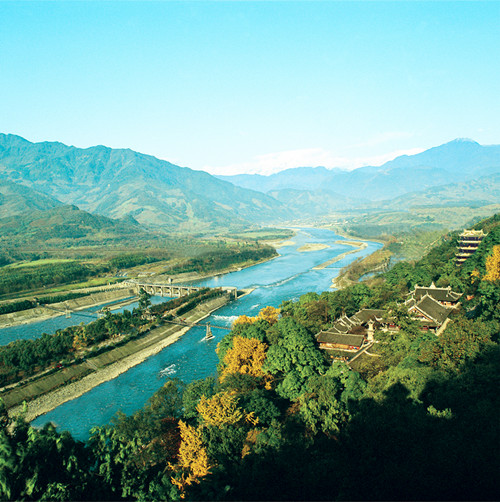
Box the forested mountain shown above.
[0,204,144,244]
[0,134,291,232]
[267,188,362,216]
[0,179,62,217]
[1,214,498,501]
[221,139,500,202]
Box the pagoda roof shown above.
[459,229,486,238]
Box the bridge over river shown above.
[123,280,238,300]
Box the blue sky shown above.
[1,1,499,175]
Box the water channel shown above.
[3,228,381,440]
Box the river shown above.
[9,228,381,440]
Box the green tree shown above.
[419,317,494,373]
[298,362,366,435]
[138,288,152,311]
[263,317,327,400]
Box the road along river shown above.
[21,228,381,440]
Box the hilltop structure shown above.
[456,229,487,266]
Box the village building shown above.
[456,229,487,266]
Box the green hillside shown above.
[0,179,62,217]
[0,204,143,242]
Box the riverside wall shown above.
[0,288,136,328]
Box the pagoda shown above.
[455,229,486,266]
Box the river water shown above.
[7,228,381,440]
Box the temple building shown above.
[456,229,487,266]
[315,308,392,360]
[408,282,462,307]
[316,293,458,359]
[405,294,453,332]
[316,332,365,352]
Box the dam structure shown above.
[123,280,238,300]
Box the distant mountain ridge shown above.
[384,172,500,209]
[219,139,500,202]
[0,134,291,231]
[217,166,343,193]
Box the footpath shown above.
[4,294,230,423]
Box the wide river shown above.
[4,228,381,440]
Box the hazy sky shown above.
[1,1,499,175]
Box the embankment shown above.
[0,288,136,329]
[5,294,231,422]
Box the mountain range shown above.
[218,139,500,201]
[0,134,291,232]
[0,134,499,232]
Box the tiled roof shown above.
[351,309,386,323]
[316,331,365,347]
[412,284,462,303]
[414,294,452,325]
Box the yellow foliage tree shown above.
[483,245,500,282]
[232,315,255,327]
[170,421,211,494]
[196,391,257,428]
[72,330,87,352]
[471,269,481,283]
[221,336,268,380]
[256,305,280,325]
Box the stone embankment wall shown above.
[0,288,136,328]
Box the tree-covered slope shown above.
[0,204,144,244]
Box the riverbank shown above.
[154,252,281,284]
[331,245,391,290]
[6,295,232,423]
